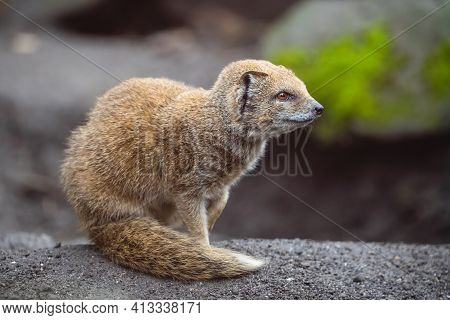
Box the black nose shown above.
[311,100,324,115]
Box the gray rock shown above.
[262,0,450,139]
[0,232,56,250]
[0,239,448,299]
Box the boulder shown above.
[262,0,450,141]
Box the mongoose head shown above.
[211,59,323,138]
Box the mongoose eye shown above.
[276,92,290,101]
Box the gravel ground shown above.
[0,239,448,299]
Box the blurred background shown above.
[0,0,449,249]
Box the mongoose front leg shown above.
[176,197,209,245]
[207,189,229,231]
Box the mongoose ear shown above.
[236,71,268,115]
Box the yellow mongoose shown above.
[61,59,323,280]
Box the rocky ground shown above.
[0,239,448,299]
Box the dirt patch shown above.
[56,0,298,37]
[0,239,448,299]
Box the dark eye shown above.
[276,92,289,101]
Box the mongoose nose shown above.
[311,100,324,115]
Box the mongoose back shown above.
[61,59,324,280]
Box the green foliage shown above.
[423,41,450,99]
[272,25,406,141]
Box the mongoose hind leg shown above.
[148,200,182,228]
[207,189,230,231]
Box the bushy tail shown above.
[88,217,264,280]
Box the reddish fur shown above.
[61,60,321,280]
